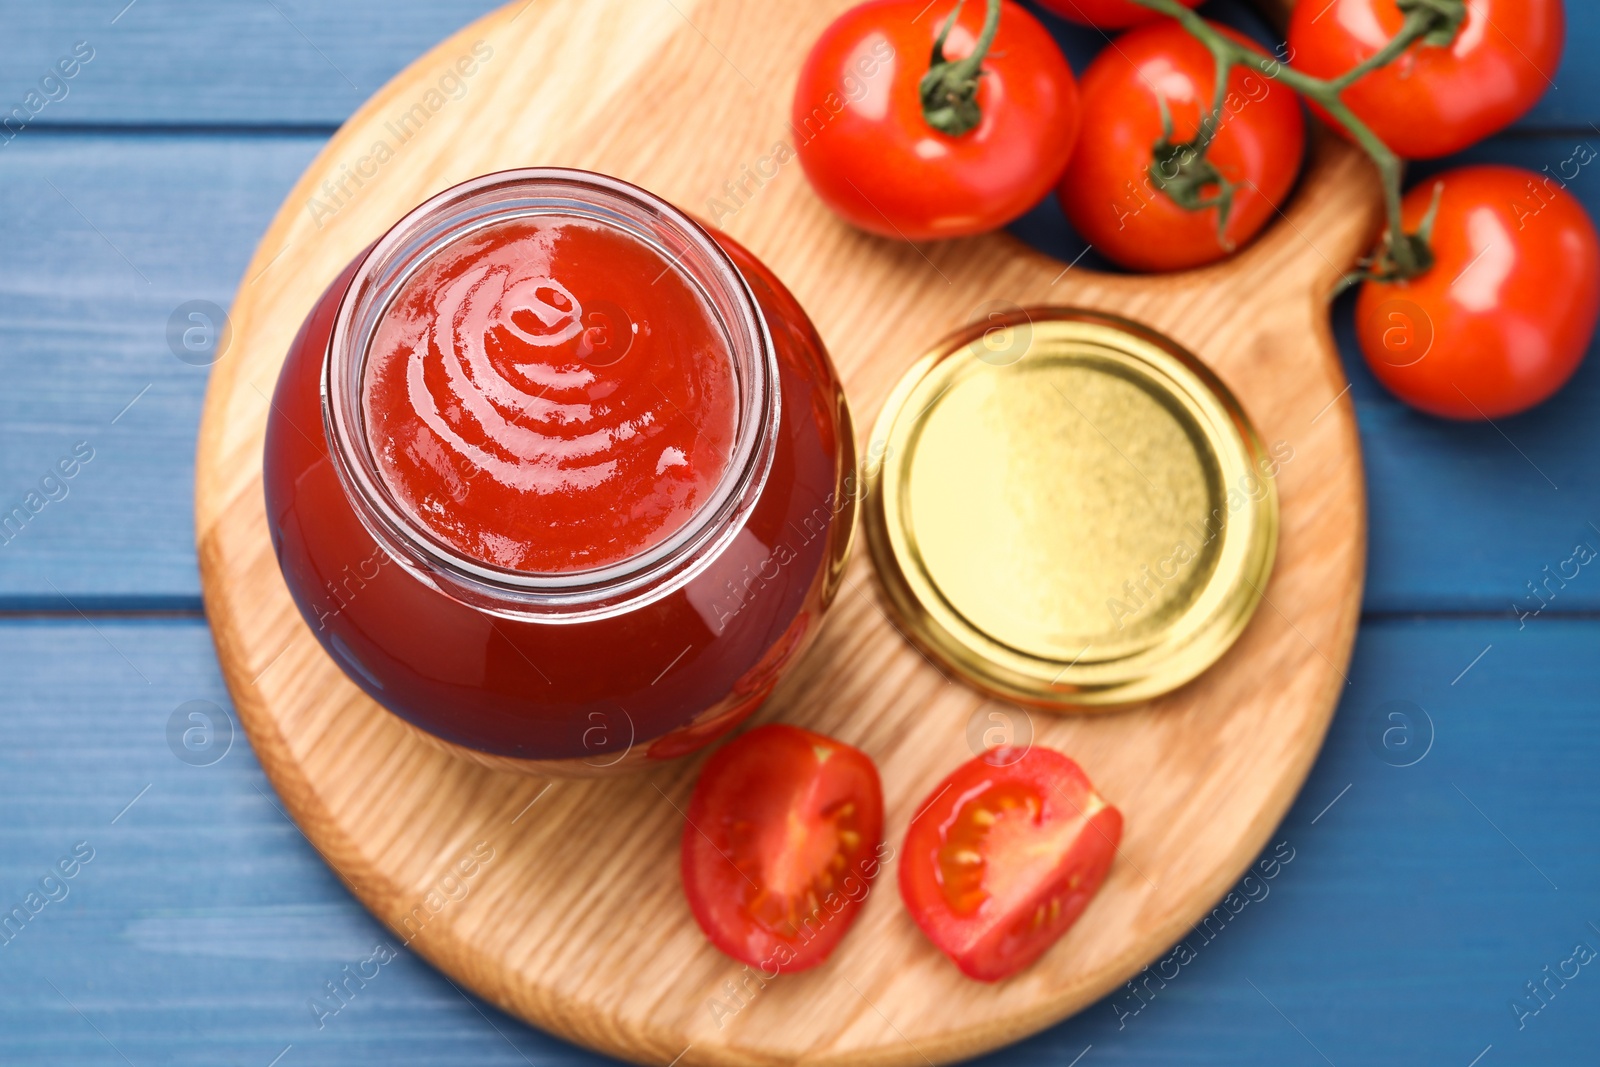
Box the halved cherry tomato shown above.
[1288,0,1563,160]
[1356,165,1600,420]
[1035,0,1200,30]
[793,0,1080,241]
[682,724,885,973]
[1057,20,1305,272]
[900,746,1121,982]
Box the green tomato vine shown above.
[1127,0,1467,285]
[916,0,1467,286]
[921,0,1004,137]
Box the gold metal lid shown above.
[863,308,1278,710]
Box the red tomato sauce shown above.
[361,216,738,574]
[264,176,854,768]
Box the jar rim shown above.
[321,167,780,619]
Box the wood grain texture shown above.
[194,1,1373,1063]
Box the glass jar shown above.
[263,169,855,775]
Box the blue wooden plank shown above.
[989,613,1600,1066]
[0,2,1589,132]
[0,616,1595,1065]
[0,132,323,606]
[0,0,497,129]
[0,617,589,1066]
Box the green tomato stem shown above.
[919,0,1004,137]
[1126,0,1467,283]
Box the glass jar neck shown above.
[322,167,779,621]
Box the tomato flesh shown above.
[1357,165,1600,420]
[681,724,885,973]
[901,746,1121,981]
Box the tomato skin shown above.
[793,0,1080,241]
[1357,166,1599,421]
[900,746,1121,982]
[1057,21,1305,272]
[1288,0,1563,160]
[1034,0,1200,30]
[681,724,885,973]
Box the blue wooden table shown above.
[2,2,1597,1064]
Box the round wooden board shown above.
[196,1,1372,1064]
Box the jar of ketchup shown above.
[264,169,855,775]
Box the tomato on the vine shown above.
[681,724,886,973]
[793,0,1080,241]
[1357,165,1599,420]
[900,746,1121,982]
[1057,20,1305,272]
[1288,0,1563,160]
[1034,0,1200,30]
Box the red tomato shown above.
[1035,0,1200,30]
[793,0,1080,240]
[900,746,1121,982]
[1057,21,1305,272]
[681,724,885,973]
[1288,0,1563,160]
[1357,165,1600,420]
